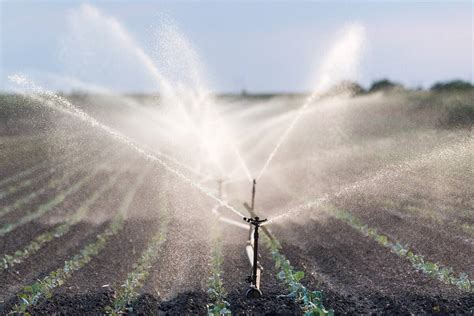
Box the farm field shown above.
[0,89,472,315]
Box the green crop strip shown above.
[265,237,334,316]
[0,171,123,271]
[206,216,231,316]
[0,147,89,200]
[0,150,120,237]
[105,213,169,314]
[0,174,93,237]
[0,132,98,190]
[461,223,474,236]
[0,162,48,190]
[0,145,115,219]
[11,167,148,314]
[332,208,473,292]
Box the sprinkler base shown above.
[246,286,262,299]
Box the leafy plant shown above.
[207,220,231,316]
[12,215,125,314]
[334,209,473,292]
[11,169,148,313]
[106,214,169,315]
[0,146,115,219]
[266,238,333,316]
[0,172,121,271]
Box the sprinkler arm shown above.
[243,216,267,226]
[243,216,266,297]
[243,206,275,241]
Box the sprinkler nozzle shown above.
[243,216,267,227]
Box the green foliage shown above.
[0,172,93,237]
[106,217,169,314]
[334,210,473,292]
[431,80,473,91]
[0,172,121,272]
[1,225,63,271]
[207,221,231,316]
[11,168,148,313]
[368,79,403,93]
[0,146,115,219]
[266,238,333,316]
[12,215,125,313]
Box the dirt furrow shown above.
[220,224,302,315]
[273,217,473,314]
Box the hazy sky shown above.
[1,1,472,93]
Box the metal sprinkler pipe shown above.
[243,216,267,298]
[244,180,275,242]
[241,179,276,298]
[251,179,256,210]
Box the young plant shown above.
[13,215,125,314]
[207,219,231,316]
[0,172,122,271]
[0,146,114,219]
[105,209,169,314]
[334,209,473,292]
[266,238,333,316]
[11,169,148,313]
[0,149,121,237]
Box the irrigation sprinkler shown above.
[243,180,275,242]
[241,179,276,298]
[213,178,276,298]
[243,216,267,298]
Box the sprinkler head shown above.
[243,216,267,227]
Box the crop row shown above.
[0,145,115,219]
[0,170,123,271]
[206,213,231,316]
[265,237,334,316]
[378,194,472,238]
[0,162,48,191]
[105,188,169,314]
[332,208,473,292]
[11,167,149,314]
[0,149,121,237]
[0,132,95,187]
[461,223,474,235]
[0,146,95,201]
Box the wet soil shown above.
[221,225,302,315]
[272,217,474,314]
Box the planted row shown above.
[265,238,334,316]
[0,146,114,220]
[206,216,231,316]
[11,168,148,313]
[105,213,169,314]
[0,156,115,237]
[333,209,473,292]
[0,132,95,189]
[13,213,126,314]
[0,149,86,200]
[0,171,122,271]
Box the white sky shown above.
[1,1,472,93]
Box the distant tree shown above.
[431,80,473,91]
[326,80,365,96]
[368,79,403,93]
